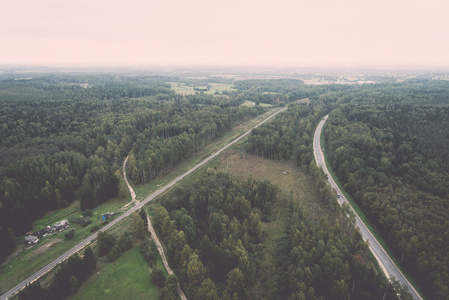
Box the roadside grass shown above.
[131,107,282,201]
[68,245,161,300]
[319,122,425,298]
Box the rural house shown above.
[53,219,69,231]
[24,235,39,245]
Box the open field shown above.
[168,82,195,95]
[204,83,234,95]
[216,150,327,221]
[240,100,273,107]
[68,245,161,300]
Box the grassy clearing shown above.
[166,82,194,95]
[69,246,160,300]
[217,150,327,220]
[319,123,424,298]
[204,83,235,95]
[240,100,273,107]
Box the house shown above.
[33,226,51,237]
[102,212,115,221]
[53,219,70,231]
[24,235,39,245]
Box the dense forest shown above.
[245,79,449,299]
[150,100,412,299]
[154,170,402,300]
[4,71,449,299]
[0,74,268,262]
[324,104,449,299]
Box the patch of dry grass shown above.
[216,150,328,220]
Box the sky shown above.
[1,0,449,67]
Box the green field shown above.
[69,246,161,300]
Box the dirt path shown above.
[123,155,187,300]
[31,238,62,256]
[146,215,187,300]
[122,156,137,209]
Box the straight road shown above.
[1,107,287,300]
[313,115,422,300]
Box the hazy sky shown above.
[1,0,449,67]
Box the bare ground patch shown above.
[31,238,62,256]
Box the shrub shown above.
[82,209,92,217]
[64,228,75,239]
[108,244,122,261]
[90,225,99,233]
[71,216,91,227]
[151,268,166,287]
[140,239,156,264]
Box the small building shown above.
[33,226,51,237]
[102,212,115,221]
[53,219,70,231]
[24,235,39,245]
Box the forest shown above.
[146,100,416,299]
[3,71,449,299]
[0,74,268,263]
[324,104,449,299]
[154,169,402,299]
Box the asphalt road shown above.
[1,107,286,300]
[313,115,422,300]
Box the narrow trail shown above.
[123,155,187,300]
[146,215,187,300]
[122,156,136,209]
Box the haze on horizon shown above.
[1,0,449,68]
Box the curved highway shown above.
[1,107,287,300]
[314,115,422,300]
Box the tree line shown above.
[324,104,449,299]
